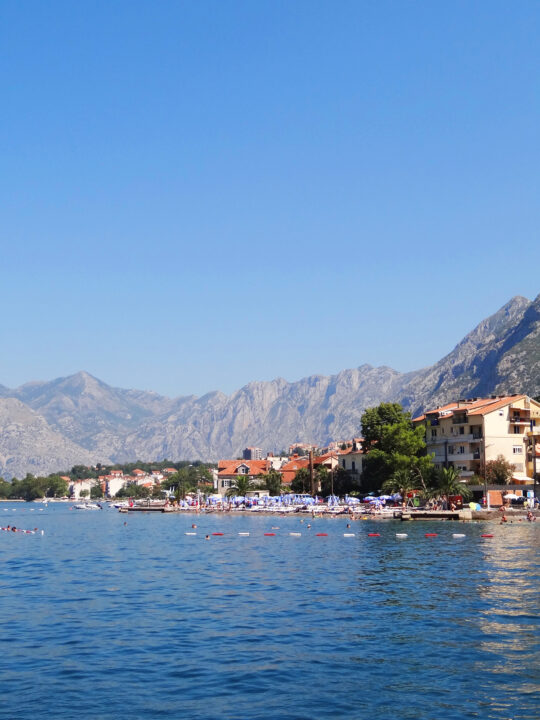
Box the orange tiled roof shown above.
[218,460,271,477]
[467,395,526,416]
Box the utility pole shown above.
[309,450,314,497]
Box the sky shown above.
[1,0,539,397]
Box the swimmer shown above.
[192,524,197,528]
[346,523,351,529]
[205,534,210,540]
[307,524,311,529]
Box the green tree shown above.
[0,479,13,499]
[361,403,433,491]
[427,466,472,501]
[381,468,422,503]
[484,455,514,485]
[170,467,197,500]
[90,480,104,499]
[290,467,310,494]
[264,469,283,496]
[46,475,69,498]
[227,474,254,498]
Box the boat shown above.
[74,503,102,510]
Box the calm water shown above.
[0,503,538,720]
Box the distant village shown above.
[63,393,540,507]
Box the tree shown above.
[291,467,310,494]
[46,475,69,498]
[382,468,422,503]
[485,455,514,485]
[90,481,105,499]
[315,465,329,494]
[170,468,197,500]
[427,466,472,501]
[264,469,283,496]
[360,403,433,491]
[227,475,254,498]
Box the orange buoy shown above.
[212,532,224,536]
[425,533,438,537]
[316,533,328,536]
[264,533,276,536]
[481,534,494,538]
[368,533,380,537]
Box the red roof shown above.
[218,460,271,477]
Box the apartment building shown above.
[414,394,540,480]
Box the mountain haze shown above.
[0,294,538,478]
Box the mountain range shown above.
[1,293,538,479]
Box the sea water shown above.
[0,503,538,720]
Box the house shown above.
[216,459,272,495]
[337,439,365,481]
[414,394,540,481]
[69,478,94,499]
[280,453,339,488]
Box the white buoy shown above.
[41,530,44,535]
[452,533,466,538]
[238,532,250,536]
[289,532,301,537]
[185,532,197,536]
[343,533,355,537]
[396,533,408,538]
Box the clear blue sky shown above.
[1,0,539,397]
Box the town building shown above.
[243,447,263,460]
[414,394,540,481]
[216,459,271,495]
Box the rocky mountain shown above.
[0,294,538,478]
[0,398,102,479]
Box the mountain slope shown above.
[400,295,534,414]
[0,398,104,479]
[0,294,538,475]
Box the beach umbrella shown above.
[504,493,519,500]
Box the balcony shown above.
[447,452,474,461]
[452,417,468,425]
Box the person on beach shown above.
[500,514,507,524]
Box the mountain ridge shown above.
[0,294,538,478]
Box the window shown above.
[222,479,232,488]
[513,446,523,454]
[431,429,437,438]
[459,446,465,454]
[514,425,521,434]
[351,461,356,472]
[459,426,464,435]
[342,460,345,468]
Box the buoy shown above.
[238,532,250,536]
[264,533,276,536]
[425,533,438,537]
[396,533,408,538]
[452,533,466,538]
[185,532,197,536]
[212,532,224,536]
[343,533,355,537]
[368,533,380,537]
[481,534,494,538]
[316,533,328,536]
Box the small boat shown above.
[74,503,102,510]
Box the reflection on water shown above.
[0,504,538,719]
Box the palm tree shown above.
[227,474,253,498]
[427,466,472,501]
[382,468,421,505]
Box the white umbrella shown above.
[504,493,519,500]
